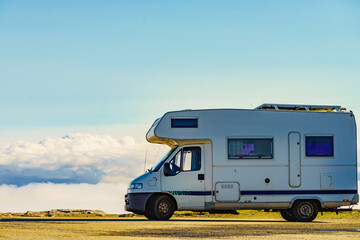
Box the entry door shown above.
[161,145,205,210]
[288,132,301,187]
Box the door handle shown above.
[198,174,204,180]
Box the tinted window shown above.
[228,139,273,159]
[182,147,201,171]
[168,147,201,175]
[306,136,334,157]
[169,151,181,175]
[171,118,198,128]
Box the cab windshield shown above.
[151,147,177,172]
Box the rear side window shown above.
[228,138,273,159]
[306,136,334,157]
[171,118,198,128]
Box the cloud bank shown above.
[0,133,169,186]
[0,133,169,213]
[0,182,129,213]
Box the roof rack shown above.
[255,104,347,112]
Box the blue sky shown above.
[0,1,359,213]
[1,0,359,129]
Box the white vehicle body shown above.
[125,104,358,221]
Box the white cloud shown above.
[0,183,128,214]
[0,133,169,213]
[0,133,169,186]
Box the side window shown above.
[182,147,201,171]
[168,147,201,175]
[169,151,181,175]
[306,136,334,157]
[228,138,273,159]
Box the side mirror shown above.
[164,163,171,176]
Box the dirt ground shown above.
[0,215,360,240]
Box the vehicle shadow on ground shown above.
[0,218,327,223]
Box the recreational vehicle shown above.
[125,104,358,222]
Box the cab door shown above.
[161,145,205,210]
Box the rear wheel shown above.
[280,209,297,222]
[146,195,175,220]
[292,200,318,222]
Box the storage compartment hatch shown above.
[215,182,240,202]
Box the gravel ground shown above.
[1,216,360,240]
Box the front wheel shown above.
[146,195,175,220]
[280,209,297,222]
[292,200,318,222]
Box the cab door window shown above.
[182,147,201,171]
[169,151,181,175]
[168,147,201,175]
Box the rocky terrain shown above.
[0,209,108,218]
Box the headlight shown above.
[130,183,143,189]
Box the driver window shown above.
[169,150,181,175]
[182,147,201,171]
[168,147,201,175]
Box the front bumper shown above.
[125,192,153,214]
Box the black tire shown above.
[144,211,156,220]
[280,209,297,222]
[291,200,318,222]
[146,195,175,220]
[144,197,156,220]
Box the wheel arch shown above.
[289,196,323,209]
[146,192,178,211]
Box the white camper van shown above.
[125,104,358,222]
